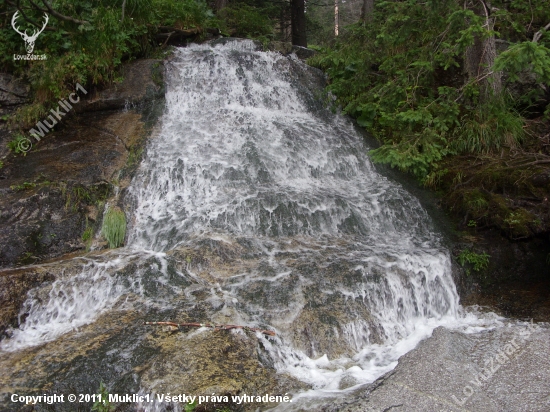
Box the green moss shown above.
[502,209,538,239]
[464,189,489,214]
[10,182,36,192]
[65,184,111,212]
[101,208,127,249]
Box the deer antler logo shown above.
[11,11,49,55]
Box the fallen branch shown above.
[151,25,222,40]
[533,21,550,43]
[6,0,56,31]
[145,321,276,336]
[152,25,201,37]
[26,0,89,25]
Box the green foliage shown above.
[494,41,550,84]
[458,249,490,274]
[7,133,31,155]
[91,382,112,412]
[451,98,525,154]
[185,400,197,412]
[148,0,213,29]
[65,186,91,211]
[101,207,127,248]
[1,0,214,128]
[82,226,93,242]
[309,0,550,178]
[218,3,274,40]
[493,40,550,112]
[82,217,94,250]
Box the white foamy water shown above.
[0,250,173,351]
[1,40,497,407]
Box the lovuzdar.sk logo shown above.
[12,11,48,61]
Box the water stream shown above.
[0,40,492,411]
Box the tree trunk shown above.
[214,0,227,11]
[291,0,307,47]
[464,0,502,100]
[335,0,339,36]
[360,0,374,23]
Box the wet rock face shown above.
[452,231,550,322]
[0,59,164,268]
[0,267,54,338]
[0,250,305,412]
[79,59,165,112]
[0,189,78,267]
[0,73,28,108]
[141,328,305,411]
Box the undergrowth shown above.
[458,249,490,275]
[0,0,215,129]
[308,0,550,179]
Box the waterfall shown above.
[127,39,462,393]
[1,40,486,408]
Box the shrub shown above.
[91,382,112,412]
[457,249,490,274]
[1,0,215,128]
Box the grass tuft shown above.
[101,207,126,248]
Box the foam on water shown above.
[125,39,486,403]
[1,40,497,405]
[0,250,170,352]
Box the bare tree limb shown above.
[5,0,54,30]
[527,0,534,32]
[24,0,89,25]
[121,0,126,22]
[533,22,550,43]
[145,321,276,336]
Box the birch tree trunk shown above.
[464,0,502,100]
[335,0,339,36]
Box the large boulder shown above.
[327,324,550,412]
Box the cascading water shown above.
[0,40,489,410]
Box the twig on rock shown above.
[145,321,276,336]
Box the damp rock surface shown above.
[331,325,550,412]
[0,59,164,268]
